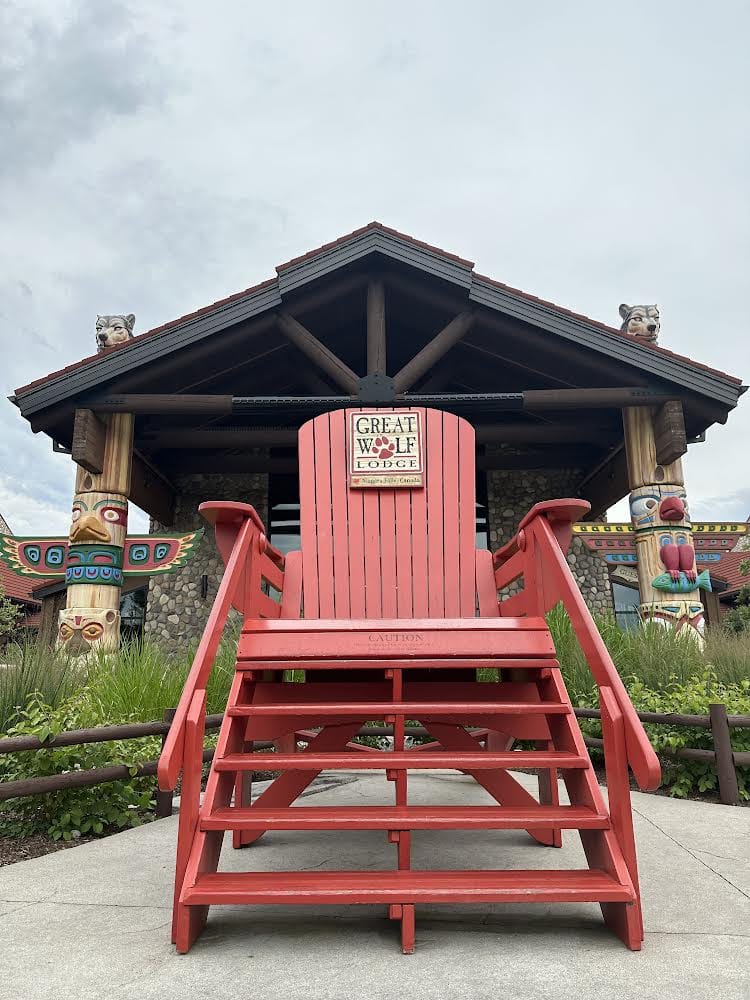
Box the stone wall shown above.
[486,467,613,616]
[144,471,268,647]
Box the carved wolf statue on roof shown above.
[96,314,135,352]
[619,304,660,345]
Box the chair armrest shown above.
[493,498,591,569]
[199,501,266,533]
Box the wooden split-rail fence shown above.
[0,704,748,808]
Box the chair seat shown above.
[238,617,555,662]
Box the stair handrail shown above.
[495,500,662,792]
[157,510,259,792]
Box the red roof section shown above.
[0,562,41,609]
[14,221,744,397]
[713,550,750,596]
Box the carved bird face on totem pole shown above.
[629,485,709,595]
[96,314,135,352]
[619,304,660,344]
[65,494,129,587]
[629,485,690,531]
[58,608,119,656]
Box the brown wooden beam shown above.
[86,387,678,416]
[71,408,106,474]
[366,278,386,375]
[576,446,629,520]
[141,427,299,449]
[523,387,678,410]
[88,394,234,415]
[129,450,176,526]
[393,311,476,393]
[276,312,359,393]
[653,399,687,466]
[475,422,616,445]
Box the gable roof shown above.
[11,222,745,417]
[714,549,750,597]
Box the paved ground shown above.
[0,771,748,1000]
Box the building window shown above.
[611,580,640,631]
[120,587,147,642]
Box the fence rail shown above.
[0,705,747,807]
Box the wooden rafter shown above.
[366,278,386,375]
[276,312,359,394]
[393,311,476,393]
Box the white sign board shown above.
[348,411,424,488]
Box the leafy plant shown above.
[0,695,161,840]
[0,581,22,645]
[723,558,750,635]
[576,672,750,800]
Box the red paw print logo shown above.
[374,436,394,458]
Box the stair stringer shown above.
[173,671,249,953]
[540,667,643,949]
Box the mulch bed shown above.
[0,832,97,867]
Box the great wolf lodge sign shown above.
[349,411,424,488]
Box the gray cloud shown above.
[0,0,171,180]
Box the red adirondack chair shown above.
[158,407,660,954]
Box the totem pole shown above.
[58,413,133,652]
[623,407,707,640]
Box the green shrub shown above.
[0,695,161,840]
[576,672,750,800]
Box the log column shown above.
[622,407,705,640]
[59,413,134,655]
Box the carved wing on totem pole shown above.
[0,531,203,585]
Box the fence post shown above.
[155,708,177,818]
[709,703,739,806]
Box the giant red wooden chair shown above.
[158,407,660,954]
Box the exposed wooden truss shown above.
[393,311,476,392]
[276,312,359,393]
[366,278,386,375]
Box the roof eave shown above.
[12,225,745,418]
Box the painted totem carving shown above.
[0,413,200,656]
[622,407,704,640]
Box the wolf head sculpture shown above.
[96,314,135,352]
[619,304,660,344]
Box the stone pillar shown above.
[144,470,268,647]
[622,407,705,639]
[485,466,613,616]
[58,413,133,655]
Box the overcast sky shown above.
[1,0,748,536]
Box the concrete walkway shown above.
[0,772,748,1000]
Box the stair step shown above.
[215,750,589,771]
[183,869,634,906]
[228,701,569,717]
[202,805,609,831]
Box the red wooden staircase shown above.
[158,408,660,954]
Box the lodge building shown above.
[10,224,745,647]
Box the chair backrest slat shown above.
[298,407,477,619]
